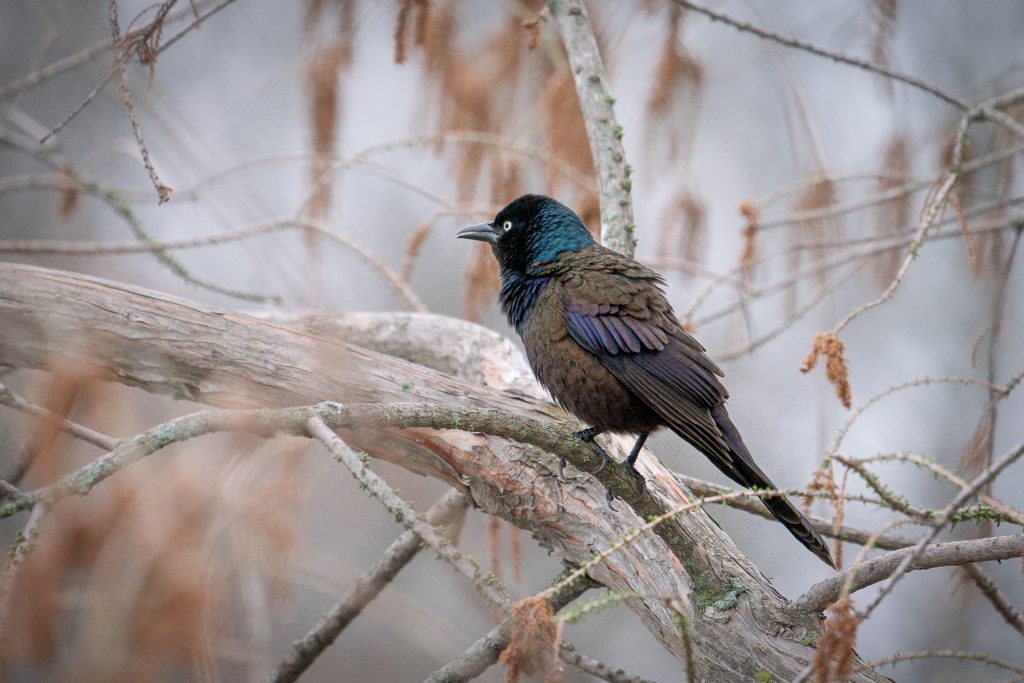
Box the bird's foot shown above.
[602,462,647,509]
[571,427,608,475]
[620,460,647,504]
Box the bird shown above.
[457,193,834,567]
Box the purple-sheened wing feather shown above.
[554,251,740,473]
[534,242,835,566]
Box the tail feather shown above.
[757,485,835,568]
[705,405,835,568]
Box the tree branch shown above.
[0,381,119,485]
[959,564,1024,637]
[795,534,1024,612]
[267,488,468,683]
[855,441,1024,622]
[424,566,596,683]
[671,473,915,550]
[0,263,892,681]
[669,0,968,109]
[546,0,636,256]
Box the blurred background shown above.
[1,1,1022,681]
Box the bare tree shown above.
[1,2,1022,682]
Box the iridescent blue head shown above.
[456,194,595,276]
[457,194,596,332]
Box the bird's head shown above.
[457,194,595,274]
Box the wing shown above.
[553,250,836,565]
[554,251,738,469]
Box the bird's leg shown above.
[599,432,651,508]
[617,432,650,503]
[563,426,607,478]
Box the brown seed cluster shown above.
[500,596,559,683]
[801,332,852,409]
[812,596,859,682]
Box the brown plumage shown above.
[457,194,835,568]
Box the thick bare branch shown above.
[794,533,1024,612]
[0,263,892,681]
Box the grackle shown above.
[457,194,834,567]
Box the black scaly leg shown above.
[614,432,649,505]
[561,426,607,479]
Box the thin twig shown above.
[0,381,120,487]
[670,473,915,550]
[830,376,1010,455]
[0,216,424,311]
[0,481,24,500]
[39,73,113,143]
[856,441,1024,621]
[101,190,280,303]
[2,113,271,302]
[668,598,697,683]
[0,0,233,101]
[754,143,1024,231]
[267,488,468,683]
[0,38,114,101]
[718,258,865,361]
[424,566,596,683]
[297,131,592,219]
[854,649,1024,676]
[836,451,1024,527]
[687,198,1024,326]
[0,502,50,639]
[669,0,969,109]
[305,415,511,610]
[558,644,659,683]
[960,564,1024,637]
[829,113,974,336]
[0,382,119,451]
[108,0,173,203]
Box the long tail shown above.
[701,405,835,568]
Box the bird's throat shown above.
[498,272,548,334]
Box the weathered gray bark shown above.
[0,262,888,682]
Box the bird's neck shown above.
[498,270,548,334]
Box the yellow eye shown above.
[502,220,513,232]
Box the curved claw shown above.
[571,428,609,475]
[587,447,608,475]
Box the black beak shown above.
[457,222,499,244]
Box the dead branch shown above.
[0,262,891,682]
[424,566,598,683]
[268,488,468,683]
[669,0,968,109]
[959,564,1024,637]
[794,533,1024,612]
